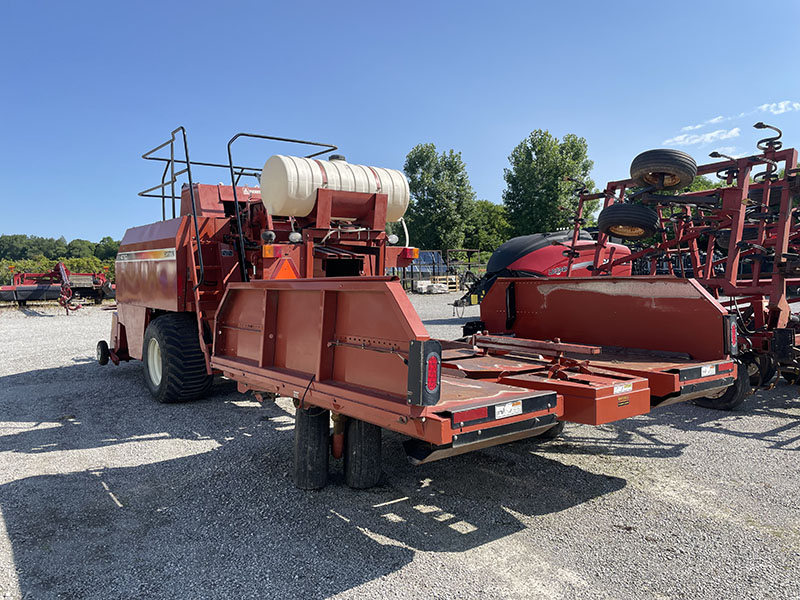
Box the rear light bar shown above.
[407,339,442,406]
[401,247,419,259]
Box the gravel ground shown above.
[0,295,799,600]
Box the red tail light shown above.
[426,353,440,392]
[730,321,737,346]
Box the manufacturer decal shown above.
[613,382,634,395]
[116,248,176,262]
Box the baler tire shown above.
[695,358,750,411]
[142,313,213,404]
[344,418,382,489]
[96,340,110,366]
[293,405,330,490]
[597,203,660,240]
[630,149,697,191]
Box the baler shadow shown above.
[420,317,473,326]
[654,385,800,451]
[536,385,800,459]
[0,361,626,599]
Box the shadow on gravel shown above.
[541,384,800,459]
[17,308,57,318]
[1,362,625,599]
[653,385,800,451]
[420,316,471,326]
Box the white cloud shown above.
[758,101,800,115]
[677,102,799,133]
[714,146,738,155]
[664,127,741,146]
[680,115,728,131]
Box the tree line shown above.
[0,235,119,284]
[399,129,600,254]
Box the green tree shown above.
[403,144,476,251]
[94,236,120,260]
[464,200,511,252]
[67,238,96,258]
[502,130,597,236]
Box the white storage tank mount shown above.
[260,154,410,222]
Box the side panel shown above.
[480,277,731,361]
[116,217,190,312]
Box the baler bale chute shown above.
[97,127,742,490]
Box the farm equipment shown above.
[97,127,740,490]
[0,262,113,312]
[453,229,632,307]
[556,122,800,401]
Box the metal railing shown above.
[138,127,338,284]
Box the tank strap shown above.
[314,160,328,187]
[367,166,382,192]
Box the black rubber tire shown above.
[748,355,777,387]
[782,371,800,385]
[630,149,697,191]
[96,340,110,366]
[715,226,758,251]
[597,203,660,240]
[533,421,564,440]
[695,358,751,411]
[141,313,213,403]
[293,405,330,490]
[344,418,382,489]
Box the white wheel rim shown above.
[147,337,162,386]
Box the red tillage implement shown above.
[560,121,800,402]
[97,128,739,489]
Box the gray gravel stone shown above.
[0,297,798,599]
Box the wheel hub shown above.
[643,171,682,188]
[609,225,646,237]
[147,337,162,386]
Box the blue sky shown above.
[1,0,799,241]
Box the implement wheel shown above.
[597,203,660,240]
[630,149,697,190]
[782,371,800,385]
[695,358,751,411]
[344,418,382,489]
[142,313,213,403]
[96,340,110,366]
[293,405,330,490]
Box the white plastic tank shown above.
[260,154,410,222]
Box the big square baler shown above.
[97,128,739,489]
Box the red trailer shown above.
[97,128,739,489]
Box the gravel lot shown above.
[1,294,799,599]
